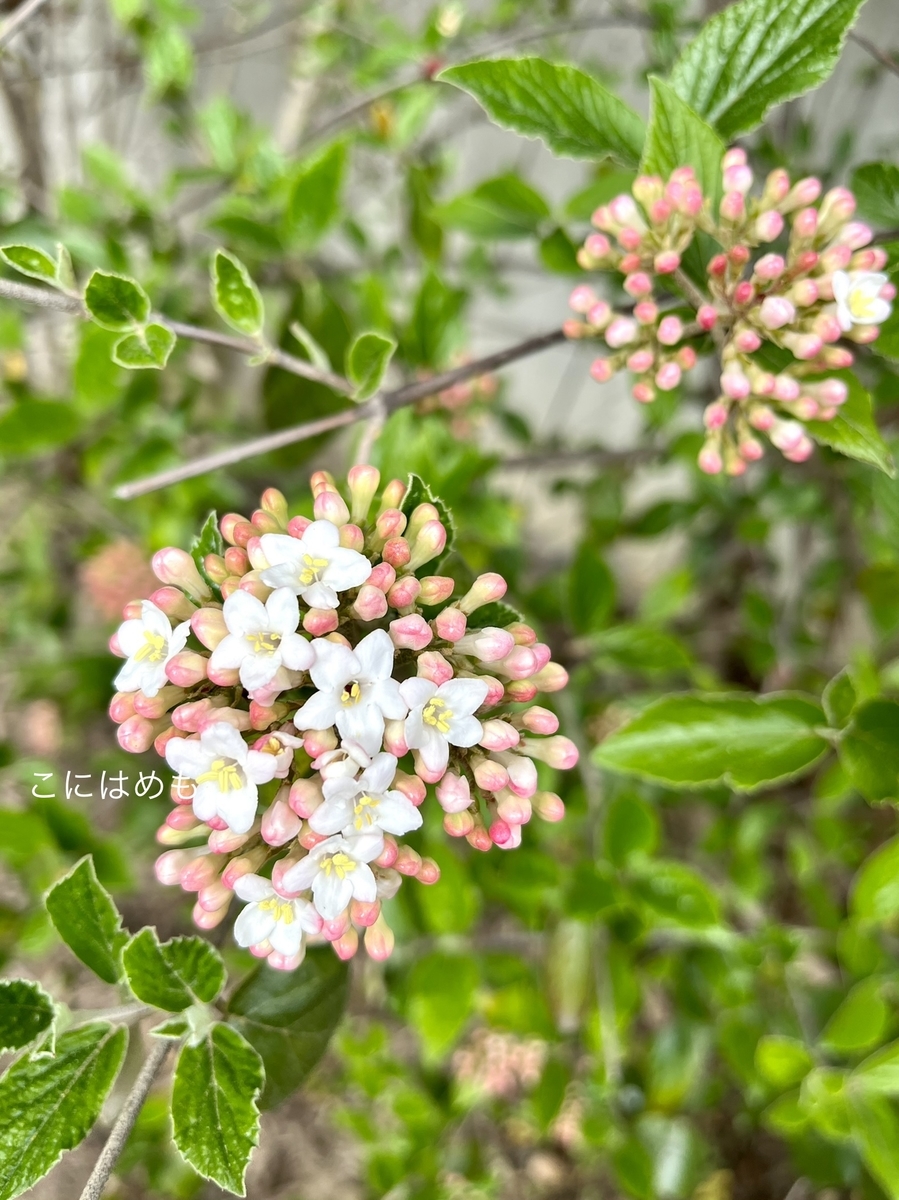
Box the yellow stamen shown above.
[848,288,878,321]
[353,794,379,830]
[340,681,362,707]
[196,757,245,792]
[134,630,167,664]
[259,897,295,924]
[298,554,329,586]
[422,697,453,735]
[246,631,282,655]
[320,852,356,879]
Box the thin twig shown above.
[0,0,52,49]
[0,278,353,392]
[354,397,387,466]
[114,327,569,498]
[79,1037,173,1200]
[849,31,899,79]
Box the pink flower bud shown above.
[519,706,560,735]
[720,190,746,221]
[609,193,639,224]
[627,349,655,373]
[435,606,467,642]
[418,857,440,885]
[655,362,682,392]
[109,691,137,723]
[698,443,723,475]
[505,680,539,703]
[531,661,568,692]
[408,521,447,571]
[339,524,365,552]
[632,174,664,206]
[473,756,509,792]
[620,253,642,274]
[771,374,800,402]
[150,586,196,621]
[733,281,755,307]
[407,503,440,542]
[821,346,854,368]
[191,606,227,650]
[770,419,806,453]
[384,718,409,758]
[815,378,849,407]
[288,777,323,819]
[261,798,302,846]
[738,435,765,462]
[155,849,196,885]
[782,177,822,212]
[350,899,381,928]
[821,244,852,273]
[164,650,209,688]
[783,434,814,463]
[723,162,753,193]
[708,254,728,277]
[605,317,639,348]
[416,651,454,685]
[479,719,521,752]
[734,328,762,353]
[382,538,411,569]
[590,357,614,383]
[723,147,747,169]
[349,584,388,622]
[456,626,517,664]
[152,547,210,602]
[250,509,281,535]
[489,818,513,846]
[459,573,507,614]
[721,368,751,400]
[818,185,856,225]
[364,913,395,961]
[782,332,824,360]
[754,253,785,281]
[386,576,422,610]
[791,279,819,307]
[496,791,532,826]
[331,928,359,961]
[677,346,698,372]
[812,312,842,344]
[762,168,791,204]
[758,295,796,330]
[492,645,538,680]
[375,508,406,543]
[584,232,611,259]
[569,285,597,313]
[792,396,820,420]
[624,272,653,298]
[434,769,471,813]
[134,685,183,720]
[704,401,729,430]
[837,221,873,250]
[653,250,681,275]
[321,912,350,941]
[302,607,339,636]
[389,614,433,651]
[792,207,818,239]
[754,210,784,242]
[649,198,673,224]
[415,575,453,607]
[852,247,888,271]
[444,810,475,837]
[394,770,426,807]
[698,305,719,331]
[657,315,683,346]
[587,300,612,328]
[634,301,658,325]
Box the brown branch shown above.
[849,31,899,79]
[0,277,354,393]
[0,0,53,50]
[113,328,569,499]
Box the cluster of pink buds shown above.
[108,468,576,969]
[417,359,498,438]
[566,149,894,475]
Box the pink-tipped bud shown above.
[754,253,785,281]
[347,465,381,524]
[155,848,197,885]
[618,226,643,251]
[783,434,814,463]
[479,719,521,753]
[351,584,389,621]
[813,311,843,344]
[782,177,822,212]
[758,295,796,330]
[837,221,874,251]
[459,573,507,615]
[521,735,579,770]
[117,714,159,754]
[149,586,196,621]
[407,521,446,571]
[288,777,323,819]
[653,250,681,275]
[657,315,683,346]
[772,374,801,402]
[852,247,888,272]
[609,193,639,225]
[496,792,532,826]
[816,378,849,407]
[165,650,209,688]
[221,513,250,545]
[350,899,381,928]
[698,443,723,475]
[393,770,426,807]
[364,913,395,961]
[386,576,422,610]
[569,285,598,313]
[720,368,752,400]
[394,846,422,877]
[819,185,856,226]
[677,346,698,370]
[619,253,642,274]
[473,757,509,793]
[444,810,475,837]
[704,401,729,430]
[534,791,566,822]
[339,524,365,552]
[770,418,806,454]
[489,818,513,846]
[734,328,762,353]
[530,662,568,693]
[434,606,467,642]
[419,575,455,606]
[590,357,614,383]
[698,305,719,331]
[135,685,183,720]
[389,614,433,651]
[151,547,210,602]
[605,316,638,348]
[624,272,653,298]
[627,348,655,374]
[821,244,853,273]
[302,607,339,636]
[416,650,455,686]
[417,857,440,885]
[261,798,302,846]
[505,680,539,703]
[109,691,137,723]
[332,927,359,961]
[375,508,407,545]
[585,300,612,329]
[720,190,746,222]
[754,210,784,242]
[191,607,227,650]
[655,362,681,392]
[321,912,350,942]
[723,162,753,193]
[633,301,657,326]
[791,279,819,307]
[493,645,538,680]
[782,331,824,361]
[792,207,818,239]
[733,281,755,307]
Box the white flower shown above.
[208,587,313,693]
[114,600,190,698]
[833,270,892,331]
[233,874,322,958]
[309,752,423,838]
[165,722,278,834]
[280,832,384,921]
[400,676,489,775]
[293,629,407,755]
[259,522,372,609]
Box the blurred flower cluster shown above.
[566,149,894,475]
[109,468,577,968]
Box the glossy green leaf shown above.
[568,542,615,633]
[669,0,865,139]
[806,373,894,477]
[45,856,127,985]
[123,928,226,1012]
[854,1041,899,1095]
[605,794,659,866]
[840,698,899,802]
[823,668,858,729]
[226,948,348,1108]
[407,951,479,1061]
[191,510,224,598]
[171,1023,263,1196]
[0,1022,127,1200]
[822,979,890,1053]
[400,472,456,569]
[851,837,899,923]
[595,693,828,792]
[84,269,150,331]
[641,77,725,203]
[630,861,720,927]
[211,249,264,338]
[287,141,347,247]
[0,400,82,455]
[852,162,899,228]
[755,1035,814,1088]
[848,1092,899,1199]
[289,320,332,372]
[436,173,550,240]
[0,244,59,285]
[346,331,397,401]
[0,980,54,1054]
[438,58,645,166]
[112,322,175,369]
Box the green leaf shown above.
[226,948,348,1108]
[0,1022,127,1200]
[112,322,175,369]
[668,0,865,140]
[822,979,890,1053]
[469,600,525,628]
[171,1023,263,1196]
[0,980,54,1054]
[436,173,551,240]
[848,1092,899,1199]
[289,320,332,372]
[346,331,397,401]
[152,1016,191,1039]
[438,57,645,166]
[402,269,466,368]
[84,269,150,331]
[854,1041,899,1095]
[823,668,858,729]
[123,929,226,1013]
[755,1035,814,1088]
[568,542,615,633]
[806,372,895,477]
[851,162,899,229]
[0,400,82,456]
[45,856,127,985]
[400,472,456,569]
[641,77,725,203]
[840,699,899,802]
[286,141,347,247]
[539,227,581,274]
[631,860,720,928]
[605,794,659,866]
[852,837,899,923]
[595,693,828,792]
[211,249,264,338]
[190,510,224,599]
[593,624,694,673]
[406,951,479,1061]
[0,244,59,286]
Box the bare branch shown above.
[0,0,53,50]
[113,328,569,499]
[0,276,81,313]
[849,31,899,79]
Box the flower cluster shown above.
[109,468,577,969]
[566,149,894,475]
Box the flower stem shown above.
[78,1036,173,1200]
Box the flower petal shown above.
[301,521,341,553]
[363,753,398,794]
[209,634,251,672]
[234,903,276,948]
[301,581,340,609]
[223,589,268,637]
[279,633,314,672]
[260,533,306,567]
[234,874,274,902]
[165,737,210,779]
[240,652,280,691]
[312,872,354,920]
[269,919,305,956]
[354,628,394,683]
[293,689,342,731]
[203,722,248,762]
[376,791,423,836]
[400,677,436,709]
[439,677,490,716]
[447,714,483,748]
[266,587,300,634]
[349,862,378,903]
[245,749,279,785]
[217,784,259,834]
[116,619,148,657]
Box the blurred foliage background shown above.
[3,1,899,1198]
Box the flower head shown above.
[310,751,423,838]
[833,270,892,331]
[209,587,313,696]
[280,832,383,920]
[401,676,489,777]
[233,874,322,959]
[166,722,278,834]
[114,600,190,698]
[259,520,372,608]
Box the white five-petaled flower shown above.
[833,270,892,331]
[233,874,322,958]
[208,587,314,693]
[165,722,278,834]
[280,832,384,921]
[309,752,423,838]
[259,521,372,609]
[114,600,190,698]
[400,676,489,776]
[293,629,407,755]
